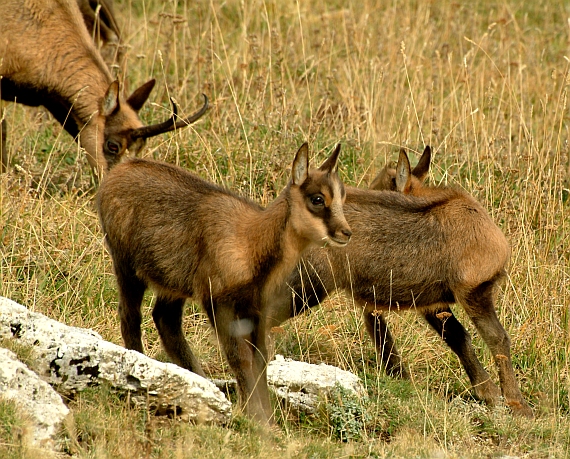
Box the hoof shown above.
[508,400,534,418]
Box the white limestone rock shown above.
[267,354,365,413]
[0,297,231,425]
[0,347,69,452]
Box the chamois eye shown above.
[311,196,325,206]
[106,140,120,155]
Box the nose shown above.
[341,228,352,239]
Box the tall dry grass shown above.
[1,0,569,457]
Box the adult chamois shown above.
[0,0,207,176]
[97,143,352,423]
[275,146,532,417]
[76,0,125,75]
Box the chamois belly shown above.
[353,279,456,310]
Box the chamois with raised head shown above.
[370,146,431,194]
[277,146,532,417]
[97,143,352,423]
[0,0,208,175]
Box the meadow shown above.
[1,0,569,457]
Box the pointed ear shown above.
[127,79,156,112]
[369,166,392,190]
[101,80,120,116]
[412,145,431,182]
[292,142,309,185]
[319,144,341,173]
[395,148,412,193]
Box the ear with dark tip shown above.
[101,80,120,116]
[319,144,341,173]
[127,79,156,112]
[292,142,309,185]
[412,145,431,181]
[395,148,412,193]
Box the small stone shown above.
[267,354,365,413]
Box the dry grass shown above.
[1,0,569,457]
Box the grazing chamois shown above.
[277,146,532,417]
[0,0,207,175]
[97,143,352,423]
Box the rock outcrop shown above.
[0,297,232,428]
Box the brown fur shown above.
[279,147,532,417]
[97,143,352,423]
[0,0,206,175]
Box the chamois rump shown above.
[277,146,532,417]
[0,0,207,175]
[97,143,352,423]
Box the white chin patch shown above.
[229,318,254,337]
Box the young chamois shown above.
[0,0,207,175]
[278,146,532,417]
[97,143,352,423]
[369,145,432,194]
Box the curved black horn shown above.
[131,94,209,140]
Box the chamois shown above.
[370,146,431,194]
[0,0,207,175]
[76,0,124,73]
[97,143,352,423]
[278,147,532,417]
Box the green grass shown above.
[1,0,569,457]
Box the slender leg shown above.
[152,296,206,377]
[1,118,7,173]
[423,305,501,405]
[364,310,410,379]
[214,302,272,424]
[250,318,273,421]
[459,282,533,417]
[115,266,147,353]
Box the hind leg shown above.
[115,266,147,353]
[423,305,501,406]
[364,310,409,379]
[460,283,532,417]
[152,296,206,377]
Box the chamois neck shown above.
[247,185,309,279]
[49,39,113,124]
[62,65,112,124]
